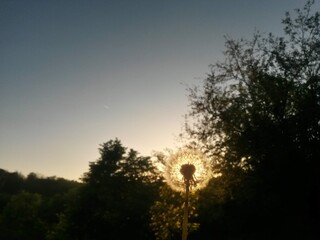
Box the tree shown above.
[186,1,320,239]
[0,169,81,240]
[0,169,24,213]
[68,139,161,240]
[24,172,80,197]
[0,191,45,240]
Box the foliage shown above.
[186,1,320,239]
[0,140,161,240]
[0,191,44,240]
[150,185,199,240]
[0,169,80,240]
[67,139,161,240]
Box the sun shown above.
[164,149,213,192]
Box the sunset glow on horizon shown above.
[0,0,309,180]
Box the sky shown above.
[0,0,312,181]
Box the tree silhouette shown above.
[186,1,320,239]
[68,139,160,240]
[0,169,80,240]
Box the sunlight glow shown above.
[164,149,212,192]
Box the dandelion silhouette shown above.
[164,149,212,240]
[164,149,212,192]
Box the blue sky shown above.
[0,0,311,180]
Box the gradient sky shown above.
[0,0,311,180]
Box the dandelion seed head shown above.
[164,149,212,192]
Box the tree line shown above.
[0,169,81,239]
[1,1,319,239]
